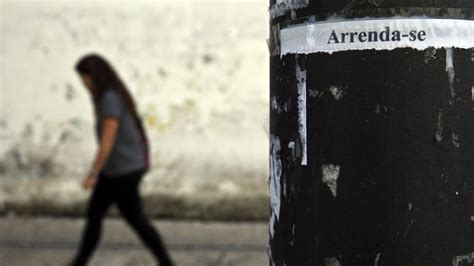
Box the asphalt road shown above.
[0,217,268,266]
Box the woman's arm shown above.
[82,117,119,190]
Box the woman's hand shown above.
[83,117,119,191]
[82,174,97,190]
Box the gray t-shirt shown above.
[96,89,146,177]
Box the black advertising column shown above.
[268,1,473,265]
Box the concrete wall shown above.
[0,0,269,220]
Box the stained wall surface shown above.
[0,0,270,219]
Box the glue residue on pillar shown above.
[374,103,381,114]
[324,257,342,266]
[452,252,474,266]
[321,164,341,197]
[296,59,307,165]
[374,253,381,266]
[288,141,296,162]
[435,108,443,143]
[329,85,344,101]
[451,133,460,148]
[269,135,282,239]
[269,212,277,240]
[271,97,279,111]
[309,89,323,98]
[471,86,474,101]
[269,0,309,19]
[271,96,283,113]
[446,48,456,101]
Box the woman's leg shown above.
[72,177,113,266]
[116,172,174,266]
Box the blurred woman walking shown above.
[71,54,174,266]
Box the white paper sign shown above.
[280,18,474,55]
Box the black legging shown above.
[72,169,173,266]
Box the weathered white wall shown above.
[0,0,269,219]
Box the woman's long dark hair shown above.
[75,54,150,169]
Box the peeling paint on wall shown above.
[1,0,270,219]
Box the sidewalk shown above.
[0,217,268,266]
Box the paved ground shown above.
[0,217,268,266]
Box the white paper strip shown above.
[295,61,307,166]
[280,18,474,55]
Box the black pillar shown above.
[268,1,473,265]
